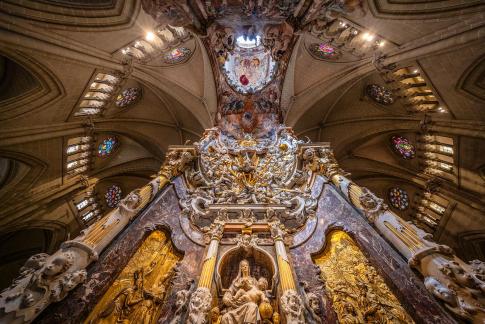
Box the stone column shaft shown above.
[0,148,195,324]
[302,146,485,323]
[198,236,220,288]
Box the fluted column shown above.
[186,219,224,324]
[198,220,224,288]
[269,220,305,324]
[0,148,196,324]
[270,220,296,291]
[301,145,485,323]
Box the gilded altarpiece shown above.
[85,231,180,324]
[313,230,413,324]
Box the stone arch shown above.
[0,222,69,290]
[216,245,278,293]
[0,0,138,30]
[0,150,47,204]
[456,54,485,103]
[0,50,64,120]
[457,231,485,262]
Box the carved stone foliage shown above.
[313,230,413,323]
[181,127,317,232]
[357,186,388,223]
[301,145,343,179]
[0,251,87,323]
[141,0,364,35]
[84,230,180,323]
[280,289,305,324]
[0,148,195,324]
[422,259,485,322]
[187,287,212,324]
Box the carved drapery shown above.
[313,230,413,324]
[84,230,180,324]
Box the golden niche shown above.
[85,230,180,324]
[313,230,413,324]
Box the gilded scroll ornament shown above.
[313,231,413,324]
[85,231,180,324]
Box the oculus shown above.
[98,136,119,157]
[366,84,394,105]
[115,87,142,108]
[309,42,337,59]
[222,40,277,94]
[388,187,409,211]
[163,47,191,64]
[391,135,415,160]
[105,184,122,208]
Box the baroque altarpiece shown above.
[1,1,485,324]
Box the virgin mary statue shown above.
[221,259,269,324]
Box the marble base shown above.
[289,183,457,324]
[36,179,204,323]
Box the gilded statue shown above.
[220,259,271,324]
[313,231,413,324]
[85,231,180,324]
[94,267,175,324]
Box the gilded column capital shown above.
[301,146,346,179]
[209,218,225,242]
[269,219,287,242]
[158,149,196,181]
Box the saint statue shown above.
[95,268,174,324]
[221,259,270,324]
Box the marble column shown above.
[301,145,485,323]
[0,148,196,324]
[269,220,305,324]
[186,219,224,324]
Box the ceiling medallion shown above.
[222,36,278,94]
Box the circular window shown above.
[98,136,119,157]
[115,87,141,108]
[388,187,409,211]
[366,84,394,105]
[391,135,415,160]
[163,47,191,64]
[105,184,122,208]
[309,43,338,59]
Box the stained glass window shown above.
[391,135,415,159]
[163,47,191,64]
[309,43,337,59]
[389,187,409,211]
[105,185,122,208]
[98,136,119,157]
[366,84,394,105]
[115,87,142,108]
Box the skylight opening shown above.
[236,35,261,49]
